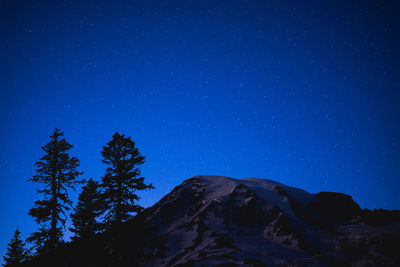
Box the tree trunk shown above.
[117,173,122,223]
[50,170,57,250]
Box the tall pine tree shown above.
[69,179,103,240]
[3,229,28,266]
[27,128,83,253]
[101,132,153,226]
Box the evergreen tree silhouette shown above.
[101,132,154,226]
[3,229,28,266]
[69,178,103,240]
[27,128,83,253]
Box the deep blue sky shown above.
[1,0,400,257]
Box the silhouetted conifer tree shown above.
[69,178,103,240]
[101,132,154,226]
[3,229,28,266]
[27,128,83,253]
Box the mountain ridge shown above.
[134,175,399,266]
[22,175,400,267]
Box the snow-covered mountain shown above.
[133,175,400,266]
[23,175,400,267]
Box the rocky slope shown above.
[132,175,400,266]
[23,175,400,267]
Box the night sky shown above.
[1,0,400,257]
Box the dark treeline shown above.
[3,129,153,267]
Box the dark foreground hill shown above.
[22,175,400,267]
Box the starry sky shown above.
[1,0,400,257]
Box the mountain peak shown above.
[23,175,400,267]
[135,175,400,266]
